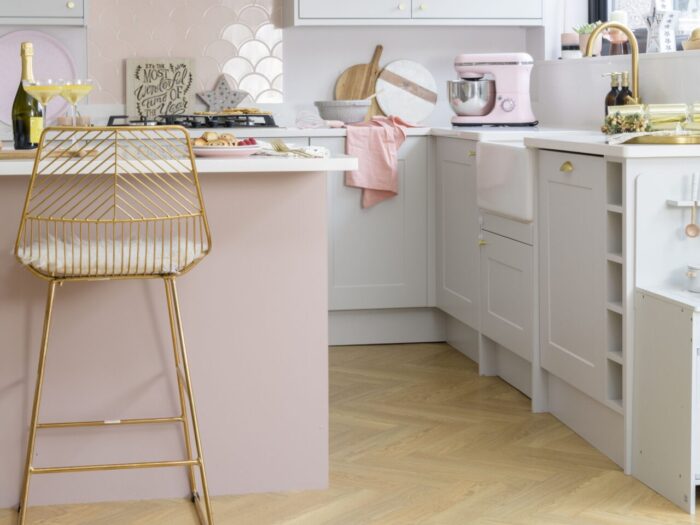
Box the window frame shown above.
[589,0,609,23]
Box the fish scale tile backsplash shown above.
[88,0,283,105]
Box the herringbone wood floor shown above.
[1,343,697,524]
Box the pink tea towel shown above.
[345,116,416,208]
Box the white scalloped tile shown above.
[238,40,270,66]
[222,56,255,82]
[257,89,282,103]
[221,23,254,48]
[255,56,282,79]
[255,24,282,49]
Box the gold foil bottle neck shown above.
[20,42,34,57]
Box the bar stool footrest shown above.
[36,416,185,429]
[32,458,200,474]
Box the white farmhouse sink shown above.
[476,141,535,223]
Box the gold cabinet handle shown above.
[397,2,406,10]
[66,0,75,8]
[478,239,488,246]
[419,3,428,10]
[560,161,574,173]
[468,150,477,158]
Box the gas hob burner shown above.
[107,113,278,129]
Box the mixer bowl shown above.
[448,79,496,116]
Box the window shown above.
[591,0,700,50]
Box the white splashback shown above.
[532,50,700,130]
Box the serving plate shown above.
[192,145,261,158]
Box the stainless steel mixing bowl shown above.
[447,79,496,116]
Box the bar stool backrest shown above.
[14,126,211,281]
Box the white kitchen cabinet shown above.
[412,0,542,20]
[297,0,410,20]
[633,288,700,513]
[294,0,543,25]
[0,0,85,25]
[479,231,534,363]
[315,136,430,311]
[435,138,480,329]
[539,151,608,403]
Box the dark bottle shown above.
[605,72,621,115]
[616,71,634,106]
[12,42,42,150]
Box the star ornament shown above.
[197,75,249,112]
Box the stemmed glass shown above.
[60,79,94,126]
[22,78,62,131]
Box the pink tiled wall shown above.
[87,0,283,105]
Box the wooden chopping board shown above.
[334,45,384,119]
[375,60,438,124]
[0,148,98,160]
[0,149,36,159]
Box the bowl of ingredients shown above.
[314,100,370,124]
[191,132,260,157]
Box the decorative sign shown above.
[126,58,194,119]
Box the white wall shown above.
[278,25,528,127]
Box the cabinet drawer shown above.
[481,212,534,246]
[480,232,534,362]
[412,0,542,19]
[299,0,410,19]
[0,0,84,20]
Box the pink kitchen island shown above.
[0,153,357,508]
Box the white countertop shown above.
[0,154,358,176]
[637,286,700,312]
[524,133,700,159]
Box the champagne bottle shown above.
[12,42,42,150]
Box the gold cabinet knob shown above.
[560,161,574,173]
[478,239,488,246]
[398,2,406,10]
[468,150,477,158]
[419,3,428,10]
[66,0,75,8]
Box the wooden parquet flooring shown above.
[1,343,697,524]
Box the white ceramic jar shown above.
[688,264,700,293]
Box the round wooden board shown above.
[375,60,437,124]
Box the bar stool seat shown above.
[17,235,207,277]
[14,126,214,524]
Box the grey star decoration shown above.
[197,75,249,112]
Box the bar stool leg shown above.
[18,280,58,525]
[165,277,214,525]
[165,279,198,496]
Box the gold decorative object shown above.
[14,126,214,525]
[585,22,640,104]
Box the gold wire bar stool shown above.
[14,126,213,524]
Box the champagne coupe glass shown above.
[60,79,94,126]
[22,78,62,131]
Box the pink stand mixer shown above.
[449,52,538,127]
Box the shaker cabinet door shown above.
[412,0,542,19]
[435,138,480,330]
[539,151,607,402]
[319,136,429,311]
[480,231,534,363]
[298,0,411,19]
